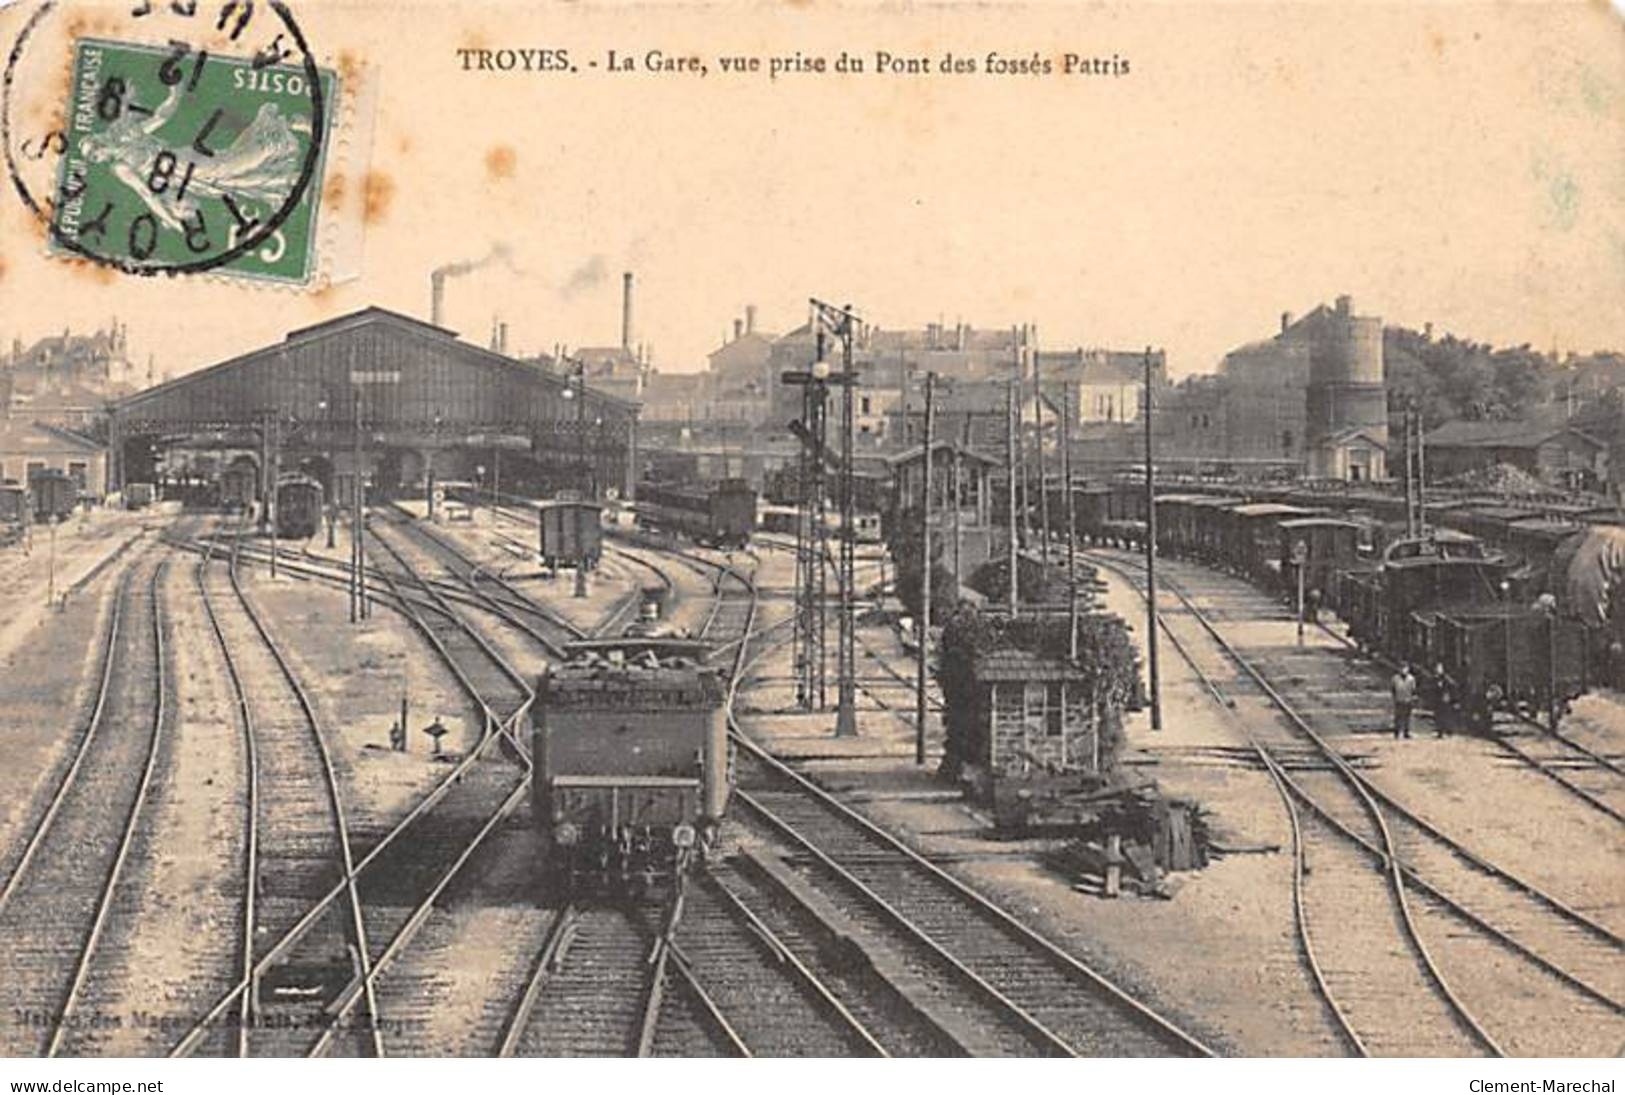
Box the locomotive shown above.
[274,474,325,540]
[635,477,757,549]
[533,637,731,894]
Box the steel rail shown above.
[193,533,258,1057]
[219,527,386,1056]
[663,941,752,1057]
[716,562,1212,1058]
[495,906,577,1057]
[1094,553,1366,1054]
[309,769,532,1057]
[1095,548,1625,948]
[1309,618,1625,825]
[1091,550,1625,1016]
[697,870,889,1056]
[47,558,172,1057]
[0,565,134,923]
[386,506,596,648]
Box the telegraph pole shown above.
[1034,340,1050,565]
[1143,347,1162,731]
[952,415,968,593]
[835,304,858,739]
[1005,376,1018,611]
[1064,380,1078,661]
[916,372,935,765]
[269,413,280,579]
[1402,404,1417,538]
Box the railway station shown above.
[107,306,641,512]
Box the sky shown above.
[2,0,1622,383]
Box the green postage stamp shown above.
[51,37,338,284]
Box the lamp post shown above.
[559,357,590,597]
[1293,538,1308,646]
[1501,578,1513,716]
[427,413,442,522]
[316,395,336,548]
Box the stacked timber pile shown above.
[1040,784,1211,899]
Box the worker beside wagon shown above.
[1431,661,1453,738]
[1391,663,1417,741]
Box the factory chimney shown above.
[733,318,743,341]
[745,304,758,335]
[430,244,515,329]
[621,271,634,351]
[1281,312,1293,334]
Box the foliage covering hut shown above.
[938,608,1141,793]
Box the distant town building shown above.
[1160,295,1389,481]
[1423,419,1608,492]
[1037,348,1165,425]
[705,304,778,424]
[3,321,141,428]
[0,419,107,496]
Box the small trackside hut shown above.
[533,637,730,896]
[970,648,1104,789]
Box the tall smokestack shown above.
[431,271,446,327]
[622,271,634,351]
[745,305,757,335]
[733,318,743,341]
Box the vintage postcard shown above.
[0,0,1622,1071]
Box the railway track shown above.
[0,551,170,1057]
[1130,549,1625,828]
[698,550,1213,1057]
[496,900,739,1056]
[169,526,538,1057]
[1492,723,1625,824]
[1089,548,1625,1056]
[666,869,889,1056]
[192,531,380,1057]
[373,511,587,656]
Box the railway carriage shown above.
[219,463,258,513]
[534,638,730,894]
[637,478,757,549]
[274,474,324,540]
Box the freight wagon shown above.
[30,469,77,522]
[538,499,603,571]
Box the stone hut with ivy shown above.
[968,648,1105,780]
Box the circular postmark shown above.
[2,0,329,281]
